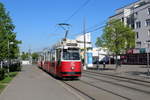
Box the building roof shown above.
[116,0,139,11]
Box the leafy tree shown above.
[95,37,105,47]
[21,52,29,60]
[31,52,39,61]
[0,2,21,61]
[96,19,135,68]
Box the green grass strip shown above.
[0,85,6,93]
[0,72,18,94]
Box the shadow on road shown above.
[88,67,115,71]
[126,71,150,76]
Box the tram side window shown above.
[44,53,46,61]
[47,51,50,61]
[45,52,47,61]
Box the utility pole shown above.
[83,18,87,70]
[28,46,32,64]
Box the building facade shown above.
[76,33,93,67]
[76,32,92,49]
[110,0,150,52]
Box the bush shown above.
[9,62,21,72]
[0,68,5,80]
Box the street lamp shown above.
[144,40,150,76]
[7,41,14,75]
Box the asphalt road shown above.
[0,65,81,100]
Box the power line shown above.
[53,1,150,41]
[72,4,150,36]
[85,19,107,32]
[65,0,91,22]
[70,19,107,36]
[53,0,90,40]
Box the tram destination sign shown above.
[66,43,78,46]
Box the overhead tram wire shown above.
[53,0,149,39]
[70,19,108,36]
[49,0,91,39]
[65,0,91,22]
[55,0,91,39]
[71,24,106,36]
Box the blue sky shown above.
[0,0,137,52]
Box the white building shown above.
[110,0,150,53]
[92,47,108,62]
[76,32,92,49]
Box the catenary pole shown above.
[83,18,87,70]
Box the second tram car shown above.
[38,39,82,78]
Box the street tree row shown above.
[0,2,21,62]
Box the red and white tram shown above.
[38,39,82,78]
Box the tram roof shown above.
[53,38,78,49]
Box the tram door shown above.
[51,49,56,73]
[56,49,61,74]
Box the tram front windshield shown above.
[63,48,80,60]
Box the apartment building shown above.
[110,0,150,52]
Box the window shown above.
[136,21,141,28]
[63,49,80,60]
[148,30,150,37]
[136,32,139,39]
[135,12,138,16]
[56,49,61,61]
[148,8,150,15]
[146,19,150,26]
[51,50,55,62]
[136,42,141,48]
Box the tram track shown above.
[61,79,131,100]
[61,80,96,100]
[59,70,150,100]
[85,70,150,84]
[83,70,150,94]
[79,80,131,100]
[83,74,150,94]
[84,71,150,88]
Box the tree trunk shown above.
[0,61,3,69]
[115,54,118,70]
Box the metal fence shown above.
[121,53,149,65]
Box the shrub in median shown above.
[0,68,5,80]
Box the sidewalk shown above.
[88,64,150,81]
[0,65,80,100]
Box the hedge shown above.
[0,68,5,80]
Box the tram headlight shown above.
[71,66,75,70]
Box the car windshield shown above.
[63,49,80,60]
